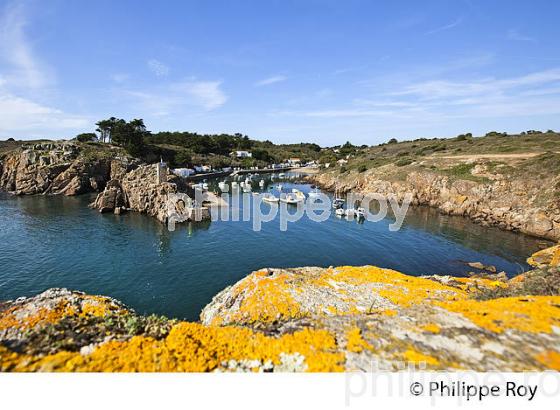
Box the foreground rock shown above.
[1,247,559,372]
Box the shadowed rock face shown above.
[1,247,559,372]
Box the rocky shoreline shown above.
[0,142,208,225]
[1,246,559,372]
[309,163,560,241]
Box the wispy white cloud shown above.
[0,2,52,88]
[0,92,89,136]
[178,80,228,110]
[507,29,536,42]
[255,75,287,86]
[147,59,170,77]
[111,73,129,83]
[120,79,228,116]
[425,17,463,35]
[268,68,560,123]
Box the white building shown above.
[234,151,252,158]
[173,168,195,177]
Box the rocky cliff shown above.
[311,157,560,240]
[1,247,559,372]
[0,142,136,196]
[90,163,209,224]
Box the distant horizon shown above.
[1,1,559,145]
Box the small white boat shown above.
[262,193,280,203]
[279,173,286,178]
[277,184,283,191]
[291,189,306,201]
[333,198,344,209]
[356,207,366,218]
[280,192,303,204]
[259,180,265,188]
[218,181,227,191]
[231,181,238,187]
[202,183,209,190]
[335,208,345,217]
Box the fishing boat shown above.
[202,183,209,190]
[280,191,304,204]
[279,173,285,178]
[259,180,265,188]
[243,185,251,193]
[262,193,280,203]
[335,208,345,217]
[277,184,283,191]
[218,181,227,191]
[292,189,306,201]
[332,186,345,209]
[356,207,366,219]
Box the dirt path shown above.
[433,152,548,160]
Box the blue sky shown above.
[1,0,559,145]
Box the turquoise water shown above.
[0,174,549,321]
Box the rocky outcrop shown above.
[0,142,134,196]
[90,164,209,224]
[1,247,559,372]
[311,163,560,240]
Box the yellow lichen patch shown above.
[0,323,344,373]
[345,327,373,353]
[220,271,302,324]
[527,245,560,267]
[79,296,125,318]
[402,348,439,366]
[318,266,467,307]
[0,301,77,331]
[453,277,508,292]
[535,350,560,371]
[420,323,441,334]
[437,296,560,334]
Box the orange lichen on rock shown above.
[527,245,560,267]
[0,301,77,331]
[345,327,373,353]
[402,348,439,367]
[437,296,560,333]
[0,323,343,372]
[535,350,560,371]
[220,270,303,325]
[420,323,441,334]
[0,294,125,331]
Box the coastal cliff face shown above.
[311,158,560,240]
[1,247,559,372]
[90,164,207,224]
[0,142,135,196]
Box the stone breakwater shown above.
[310,166,560,240]
[1,246,559,372]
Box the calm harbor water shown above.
[0,174,549,321]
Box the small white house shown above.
[173,168,195,177]
[234,151,252,158]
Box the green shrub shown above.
[357,164,367,173]
[395,158,413,167]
